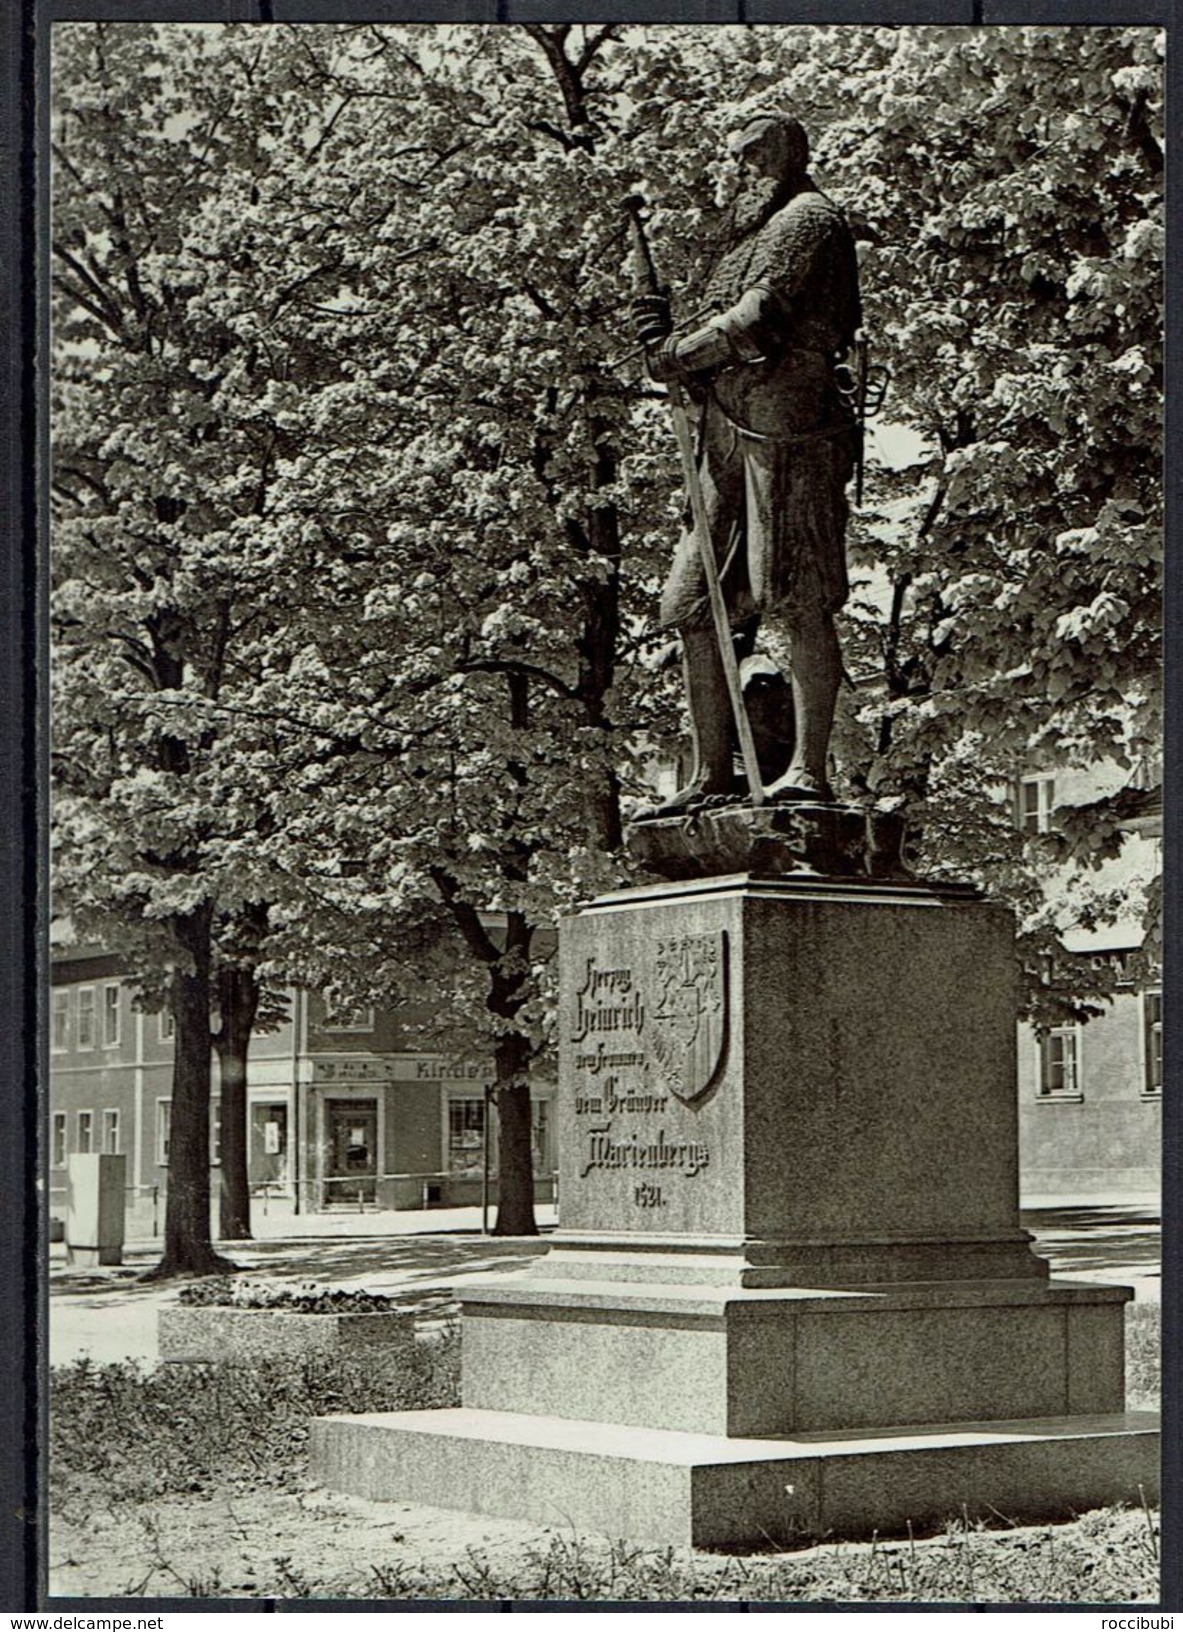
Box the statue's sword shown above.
[623,195,765,809]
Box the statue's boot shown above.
[764,608,841,804]
[636,629,737,819]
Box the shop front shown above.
[301,1054,556,1211]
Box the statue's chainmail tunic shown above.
[660,184,861,631]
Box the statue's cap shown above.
[727,112,809,169]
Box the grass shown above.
[357,1506,1162,1603]
[50,1324,460,1506]
[49,1303,1161,1603]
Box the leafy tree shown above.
[52,20,1162,1269]
[51,22,307,1271]
[154,22,718,1235]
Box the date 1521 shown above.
[634,1182,665,1208]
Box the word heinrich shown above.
[580,1122,710,1178]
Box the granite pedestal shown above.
[312,871,1159,1547]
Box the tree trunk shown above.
[143,906,236,1279]
[492,1028,538,1237]
[214,960,259,1241]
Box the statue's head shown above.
[727,113,810,184]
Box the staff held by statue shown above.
[623,192,766,811]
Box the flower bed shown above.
[160,1279,412,1364]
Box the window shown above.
[102,983,120,1048]
[1143,990,1163,1096]
[447,1094,551,1181]
[159,1009,175,1042]
[76,1110,93,1153]
[531,1098,551,1178]
[156,1100,171,1166]
[52,1113,66,1168]
[1038,1026,1081,1098]
[210,1100,222,1166]
[76,987,96,1051]
[250,1103,288,1185]
[51,990,69,1052]
[448,1096,488,1180]
[102,1109,120,1154]
[1016,775,1055,835]
[322,991,374,1033]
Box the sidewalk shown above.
[48,1197,1160,1369]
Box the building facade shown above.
[1013,763,1162,1200]
[1017,972,1161,1197]
[49,954,556,1235]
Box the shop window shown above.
[1143,990,1163,1096]
[1038,1026,1081,1098]
[76,987,96,1051]
[51,990,69,1052]
[156,1100,171,1166]
[102,1109,120,1155]
[102,983,121,1048]
[1016,774,1055,835]
[76,1110,93,1153]
[448,1096,488,1180]
[52,1113,66,1168]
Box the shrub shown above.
[1125,1301,1160,1411]
[50,1322,460,1505]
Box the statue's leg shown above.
[763,600,841,802]
[680,624,736,795]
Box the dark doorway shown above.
[325,1098,378,1206]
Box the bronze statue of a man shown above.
[635,112,861,812]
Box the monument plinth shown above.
[312,865,1158,1549]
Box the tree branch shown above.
[428,865,500,965]
[457,657,577,700]
[575,25,619,74]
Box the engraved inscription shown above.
[575,1076,667,1117]
[580,1122,710,1179]
[634,1183,665,1209]
[573,1044,645,1074]
[569,952,713,1207]
[571,960,646,1042]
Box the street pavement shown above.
[47,1196,1161,1369]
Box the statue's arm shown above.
[649,203,840,384]
[651,286,781,379]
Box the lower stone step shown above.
[310,1407,1159,1551]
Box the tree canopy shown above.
[51,22,1163,1262]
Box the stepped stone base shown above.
[312,872,1161,1549]
[457,1275,1130,1438]
[535,1231,1049,1287]
[310,1407,1160,1551]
